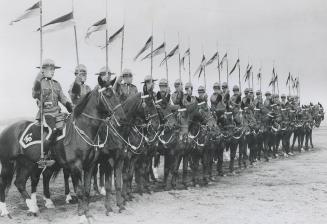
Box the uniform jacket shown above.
[32,73,69,117]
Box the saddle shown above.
[19,116,67,149]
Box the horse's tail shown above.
[51,167,62,181]
[0,159,16,192]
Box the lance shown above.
[226,53,229,86]
[260,71,262,92]
[150,22,153,78]
[188,48,191,82]
[217,43,221,84]
[120,23,125,73]
[287,73,291,96]
[178,33,181,80]
[251,67,254,90]
[105,0,109,75]
[188,38,191,82]
[164,33,168,81]
[39,0,44,161]
[203,53,207,89]
[72,0,79,66]
[238,60,241,93]
[276,72,280,95]
[165,50,169,81]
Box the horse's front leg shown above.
[310,129,314,148]
[229,141,237,174]
[14,158,38,215]
[70,161,91,222]
[103,161,113,216]
[114,157,125,212]
[41,167,56,209]
[92,164,100,195]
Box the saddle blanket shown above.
[19,121,66,149]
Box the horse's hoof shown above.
[100,187,106,196]
[79,215,90,224]
[118,206,126,213]
[44,197,55,209]
[27,212,38,217]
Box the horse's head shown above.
[197,102,220,140]
[123,93,161,133]
[73,86,127,125]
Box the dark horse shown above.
[0,84,126,221]
[96,92,160,215]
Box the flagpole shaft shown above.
[204,66,207,89]
[150,23,153,78]
[188,51,191,82]
[251,70,254,90]
[238,63,241,93]
[72,0,79,66]
[226,59,229,86]
[178,53,181,80]
[73,26,80,66]
[40,0,44,160]
[165,51,169,81]
[105,0,109,74]
[120,26,125,73]
[218,54,221,84]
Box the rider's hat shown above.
[159,78,168,87]
[174,79,183,87]
[222,82,228,88]
[74,64,87,75]
[141,75,157,83]
[232,85,239,91]
[213,82,221,89]
[185,82,193,90]
[198,85,205,93]
[37,59,61,69]
[121,68,133,77]
[95,66,115,76]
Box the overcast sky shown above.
[0,0,326,120]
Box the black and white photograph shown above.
[0,0,326,223]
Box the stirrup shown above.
[37,159,55,168]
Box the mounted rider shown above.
[210,82,226,120]
[96,66,116,88]
[114,68,138,102]
[32,59,73,143]
[254,90,264,109]
[221,82,231,108]
[196,85,208,103]
[69,64,91,105]
[230,85,242,115]
[156,78,171,109]
[141,75,157,100]
[171,79,184,106]
[183,82,198,112]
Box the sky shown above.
[0,0,326,120]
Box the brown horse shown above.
[0,85,125,220]
[96,92,160,215]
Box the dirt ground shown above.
[2,125,327,224]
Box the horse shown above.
[291,110,305,152]
[95,92,160,215]
[0,84,125,219]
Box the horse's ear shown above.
[72,82,81,95]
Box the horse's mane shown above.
[121,92,142,117]
[73,91,93,118]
